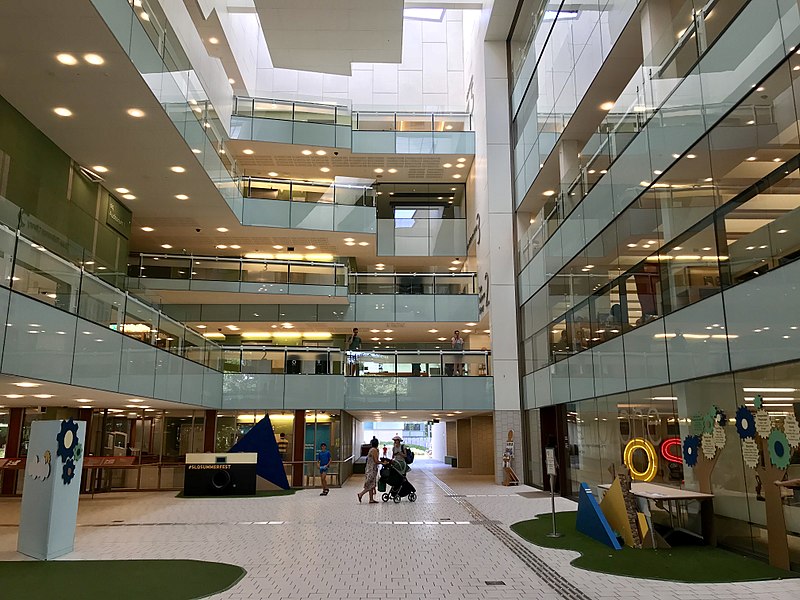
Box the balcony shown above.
[127,253,349,301]
[222,347,493,410]
[231,96,475,154]
[239,176,376,233]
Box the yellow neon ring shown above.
[624,438,658,482]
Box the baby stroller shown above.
[379,461,417,503]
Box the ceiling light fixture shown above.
[209,37,219,44]
[141,227,154,232]
[453,174,462,179]
[216,227,229,232]
[175,194,189,200]
[242,149,254,155]
[161,244,172,249]
[268,172,279,177]
[543,190,556,196]
[53,107,73,117]
[306,245,316,250]
[600,101,615,111]
[315,150,327,156]
[388,168,397,173]
[374,168,384,173]
[92,165,109,173]
[320,167,330,173]
[122,194,136,200]
[12,382,40,388]
[127,108,145,118]
[358,241,369,246]
[443,163,452,168]
[170,166,186,173]
[56,53,78,65]
[115,187,130,194]
[302,149,313,156]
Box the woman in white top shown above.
[357,438,380,503]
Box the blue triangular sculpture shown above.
[576,482,622,549]
[229,416,290,490]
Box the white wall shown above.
[253,11,469,111]
[431,421,446,462]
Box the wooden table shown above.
[598,482,715,547]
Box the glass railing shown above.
[233,96,351,126]
[127,253,348,289]
[222,347,491,377]
[346,350,491,377]
[232,96,473,132]
[353,112,472,132]
[240,176,375,207]
[377,218,467,256]
[349,272,476,295]
[0,224,221,370]
[223,346,344,375]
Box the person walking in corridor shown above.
[357,438,380,504]
[317,443,331,496]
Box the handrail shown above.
[350,272,476,277]
[133,253,346,270]
[239,175,376,207]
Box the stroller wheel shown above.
[393,494,401,503]
[381,493,390,502]
[408,492,417,502]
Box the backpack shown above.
[403,445,415,464]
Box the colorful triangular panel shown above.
[229,416,290,490]
[576,482,622,550]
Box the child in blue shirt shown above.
[317,443,331,496]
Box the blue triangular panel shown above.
[229,416,290,490]
[576,482,622,550]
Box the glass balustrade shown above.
[128,253,348,291]
[240,177,375,207]
[0,219,221,370]
[220,347,490,378]
[348,273,476,295]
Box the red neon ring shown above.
[661,438,682,464]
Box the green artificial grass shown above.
[511,512,799,583]
[175,489,296,499]
[0,559,244,600]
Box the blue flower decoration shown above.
[56,419,79,463]
[768,430,792,469]
[735,406,756,439]
[61,459,76,485]
[683,435,701,467]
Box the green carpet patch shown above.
[175,489,296,499]
[511,512,798,583]
[0,559,244,600]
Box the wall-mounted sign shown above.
[106,194,132,238]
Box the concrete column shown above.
[291,409,305,488]
[456,418,472,469]
[640,1,677,69]
[445,421,457,464]
[558,139,581,190]
[470,415,494,475]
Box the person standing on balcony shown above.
[347,327,362,376]
[451,329,465,376]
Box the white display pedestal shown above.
[18,419,85,560]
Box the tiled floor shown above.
[0,461,798,599]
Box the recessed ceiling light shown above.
[345,241,356,246]
[451,259,461,264]
[448,266,458,271]
[438,337,447,341]
[12,382,41,388]
[306,245,316,250]
[358,241,369,246]
[543,190,556,196]
[161,244,172,249]
[175,194,189,200]
[209,37,219,44]
[374,168,384,173]
[746,156,757,161]
[455,163,465,168]
[115,187,130,194]
[773,158,782,162]
[443,163,452,168]
[466,323,477,326]
[302,149,313,155]
[704,177,713,182]
[56,53,78,65]
[92,165,109,173]
[686,154,697,159]
[33,394,54,399]
[344,238,354,242]
[273,245,283,250]
[53,107,73,117]
[375,263,385,267]
[230,244,241,249]
[122,194,136,200]
[141,227,154,232]
[242,149,254,155]
[196,325,207,329]
[457,157,466,163]
[453,174,462,179]
[315,150,327,156]
[600,101,615,111]
[216,244,228,249]
[216,227,229,232]
[388,168,397,173]
[428,329,438,333]
[170,166,186,173]
[4,394,25,399]
[320,167,330,173]
[268,172,279,177]
[127,108,145,118]
[385,337,393,341]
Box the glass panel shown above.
[12,238,81,312]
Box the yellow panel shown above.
[600,478,636,548]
